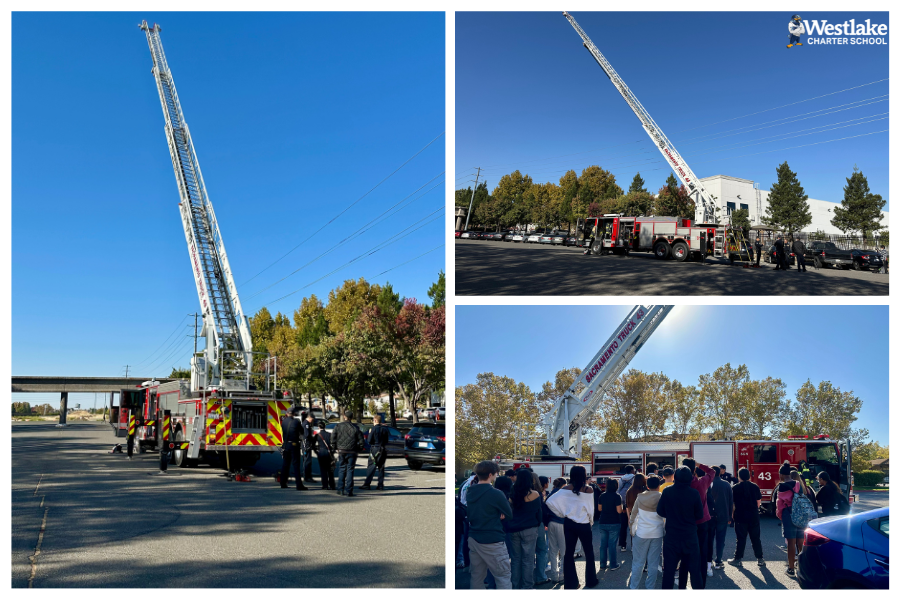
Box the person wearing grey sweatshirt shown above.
[467,461,513,589]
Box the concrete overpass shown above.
[11,376,174,425]
[11,376,173,393]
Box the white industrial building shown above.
[699,175,889,235]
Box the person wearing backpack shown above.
[775,461,806,577]
[815,471,850,516]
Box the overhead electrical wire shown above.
[129,315,190,369]
[368,245,444,280]
[256,207,445,310]
[245,176,445,300]
[239,131,444,287]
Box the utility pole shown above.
[124,365,131,378]
[464,167,482,232]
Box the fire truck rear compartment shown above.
[230,403,268,433]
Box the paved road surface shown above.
[455,491,888,589]
[455,241,889,296]
[12,422,444,588]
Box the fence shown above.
[746,230,887,251]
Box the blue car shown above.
[798,507,889,589]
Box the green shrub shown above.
[854,470,885,487]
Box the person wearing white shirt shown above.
[546,466,598,589]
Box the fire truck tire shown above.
[672,242,689,262]
[591,240,603,255]
[173,430,194,468]
[653,242,670,259]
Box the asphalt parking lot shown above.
[455,240,889,296]
[12,422,444,588]
[454,490,888,589]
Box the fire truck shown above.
[108,22,294,470]
[579,214,727,261]
[588,435,854,513]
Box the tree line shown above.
[238,273,446,424]
[456,364,878,474]
[457,162,886,241]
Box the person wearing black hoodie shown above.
[656,466,705,589]
[467,460,513,589]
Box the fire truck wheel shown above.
[173,430,194,468]
[591,240,603,255]
[653,242,670,259]
[672,242,689,262]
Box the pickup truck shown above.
[804,241,853,269]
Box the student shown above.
[709,466,734,569]
[507,469,542,589]
[682,457,715,583]
[728,468,765,568]
[595,479,623,571]
[815,471,849,517]
[546,466,598,589]
[775,461,804,577]
[628,475,665,589]
[656,466,705,589]
[467,461,513,589]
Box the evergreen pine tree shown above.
[665,173,679,197]
[629,172,647,194]
[831,165,885,240]
[763,161,812,235]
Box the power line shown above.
[677,77,889,132]
[129,315,190,368]
[368,245,444,279]
[238,132,445,288]
[256,207,445,310]
[245,176,444,301]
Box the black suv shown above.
[404,422,445,470]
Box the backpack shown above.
[791,482,817,529]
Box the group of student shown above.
[456,456,849,589]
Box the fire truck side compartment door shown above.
[690,442,735,475]
[639,223,652,248]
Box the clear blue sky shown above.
[456,305,888,445]
[12,11,444,405]
[456,12,889,208]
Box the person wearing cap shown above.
[718,464,734,484]
[279,407,309,491]
[754,235,762,267]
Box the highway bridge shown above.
[11,376,174,425]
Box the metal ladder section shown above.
[713,228,726,257]
[187,414,204,459]
[142,22,246,376]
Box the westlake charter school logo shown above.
[787,14,888,47]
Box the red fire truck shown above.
[579,214,740,262]
[110,380,292,469]
[501,435,853,514]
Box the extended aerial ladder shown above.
[540,305,672,458]
[140,21,254,393]
[562,13,720,227]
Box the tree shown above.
[731,208,751,230]
[763,161,812,235]
[558,170,579,231]
[168,366,191,378]
[579,165,621,203]
[456,373,539,474]
[782,380,868,444]
[740,376,787,439]
[615,191,655,217]
[628,172,647,194]
[455,181,490,228]
[665,381,704,440]
[427,271,445,308]
[600,370,670,442]
[851,440,889,473]
[493,170,533,230]
[654,174,695,219]
[831,166,886,240]
[698,363,750,439]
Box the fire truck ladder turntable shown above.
[533,305,673,459]
[141,21,255,392]
[563,12,724,254]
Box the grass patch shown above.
[855,486,889,491]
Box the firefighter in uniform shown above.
[280,407,309,490]
[754,236,763,267]
[301,411,316,484]
[361,414,391,490]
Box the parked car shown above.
[526,232,542,244]
[564,234,582,247]
[454,230,461,238]
[765,245,796,266]
[849,249,884,271]
[404,422,446,470]
[309,407,339,421]
[315,422,404,457]
[511,231,527,243]
[550,232,566,245]
[539,233,555,244]
[483,231,506,241]
[797,507,888,589]
[459,231,481,240]
[805,241,853,269]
